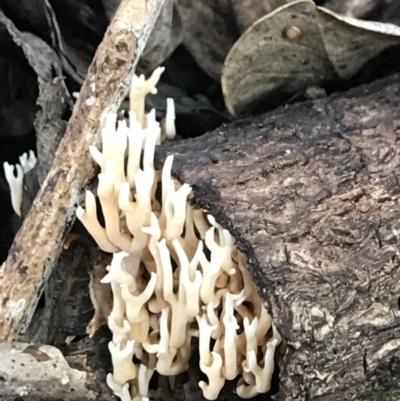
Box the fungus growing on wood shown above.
[3,150,37,216]
[77,69,281,400]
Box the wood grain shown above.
[157,73,400,401]
[0,0,165,341]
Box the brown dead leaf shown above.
[0,10,70,145]
[317,6,400,79]
[178,0,298,79]
[231,0,294,32]
[41,0,92,83]
[178,0,240,80]
[222,0,400,115]
[222,0,336,115]
[323,0,384,19]
[137,0,184,75]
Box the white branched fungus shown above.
[77,69,281,401]
[130,67,165,127]
[3,150,37,216]
[165,98,176,140]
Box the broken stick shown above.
[0,0,165,340]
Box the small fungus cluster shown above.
[3,150,37,216]
[77,68,281,401]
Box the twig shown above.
[0,0,165,340]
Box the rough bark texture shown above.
[21,77,71,218]
[156,73,400,401]
[0,0,165,341]
[0,340,112,401]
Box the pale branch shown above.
[0,0,165,341]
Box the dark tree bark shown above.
[156,73,400,401]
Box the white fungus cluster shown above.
[3,150,37,216]
[77,68,281,401]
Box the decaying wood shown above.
[157,73,400,401]
[22,77,71,219]
[0,0,165,341]
[0,341,112,401]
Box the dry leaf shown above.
[178,0,240,80]
[178,0,296,79]
[323,0,384,19]
[222,0,336,115]
[0,11,64,138]
[222,0,400,115]
[137,0,184,75]
[42,0,101,83]
[231,0,294,32]
[317,6,400,79]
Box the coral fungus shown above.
[77,68,281,400]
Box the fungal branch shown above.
[3,150,37,216]
[77,68,281,401]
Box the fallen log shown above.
[0,0,165,341]
[156,73,400,401]
[1,69,399,401]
